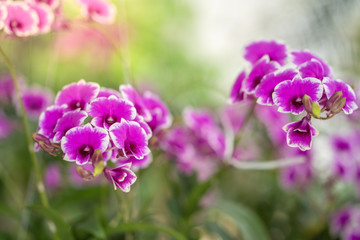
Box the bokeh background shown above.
[1,0,360,239]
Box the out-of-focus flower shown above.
[27,2,54,34]
[28,0,60,10]
[120,84,152,121]
[0,112,12,139]
[44,163,62,190]
[4,1,39,37]
[330,205,360,240]
[117,153,152,171]
[280,149,313,189]
[55,79,100,111]
[76,0,116,24]
[61,123,109,165]
[103,163,137,192]
[0,75,15,105]
[230,71,248,103]
[244,40,288,66]
[0,5,7,30]
[143,91,172,134]
[19,86,53,119]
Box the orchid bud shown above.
[303,94,313,114]
[330,97,346,115]
[76,166,94,181]
[326,91,343,111]
[92,149,104,177]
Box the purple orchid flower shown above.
[28,0,60,10]
[291,50,331,77]
[37,105,65,139]
[4,1,39,37]
[120,84,152,121]
[133,115,152,140]
[117,153,153,171]
[299,59,329,81]
[53,109,88,142]
[27,2,54,34]
[255,69,297,106]
[283,116,319,151]
[273,76,323,114]
[76,0,116,24]
[0,75,15,105]
[44,163,62,190]
[230,71,248,103]
[183,108,225,158]
[331,206,353,236]
[0,5,7,31]
[0,112,12,139]
[243,56,279,94]
[143,91,172,133]
[97,87,122,99]
[61,123,109,165]
[244,40,288,66]
[87,95,136,129]
[323,78,358,115]
[55,79,100,111]
[280,149,313,189]
[109,119,150,159]
[103,164,137,192]
[20,86,53,119]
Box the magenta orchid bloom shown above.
[87,95,136,129]
[109,120,150,160]
[27,2,54,34]
[76,0,116,24]
[244,40,288,66]
[4,1,39,37]
[273,76,323,114]
[55,79,100,111]
[283,116,319,151]
[53,110,88,142]
[61,123,109,165]
[103,164,137,192]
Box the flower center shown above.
[69,100,85,110]
[79,145,94,158]
[10,21,22,31]
[105,115,116,125]
[292,97,303,108]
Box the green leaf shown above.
[28,205,74,240]
[107,223,187,240]
[312,102,321,118]
[76,214,106,239]
[203,221,234,240]
[215,200,270,240]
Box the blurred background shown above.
[1,0,360,239]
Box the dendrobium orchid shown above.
[230,40,358,151]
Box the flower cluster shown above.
[0,0,116,37]
[230,40,358,151]
[161,108,226,182]
[33,80,172,192]
[331,205,360,240]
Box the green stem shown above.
[0,47,59,239]
[0,46,49,208]
[107,223,187,240]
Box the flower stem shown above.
[0,46,49,208]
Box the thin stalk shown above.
[230,156,305,170]
[0,47,59,239]
[0,46,49,207]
